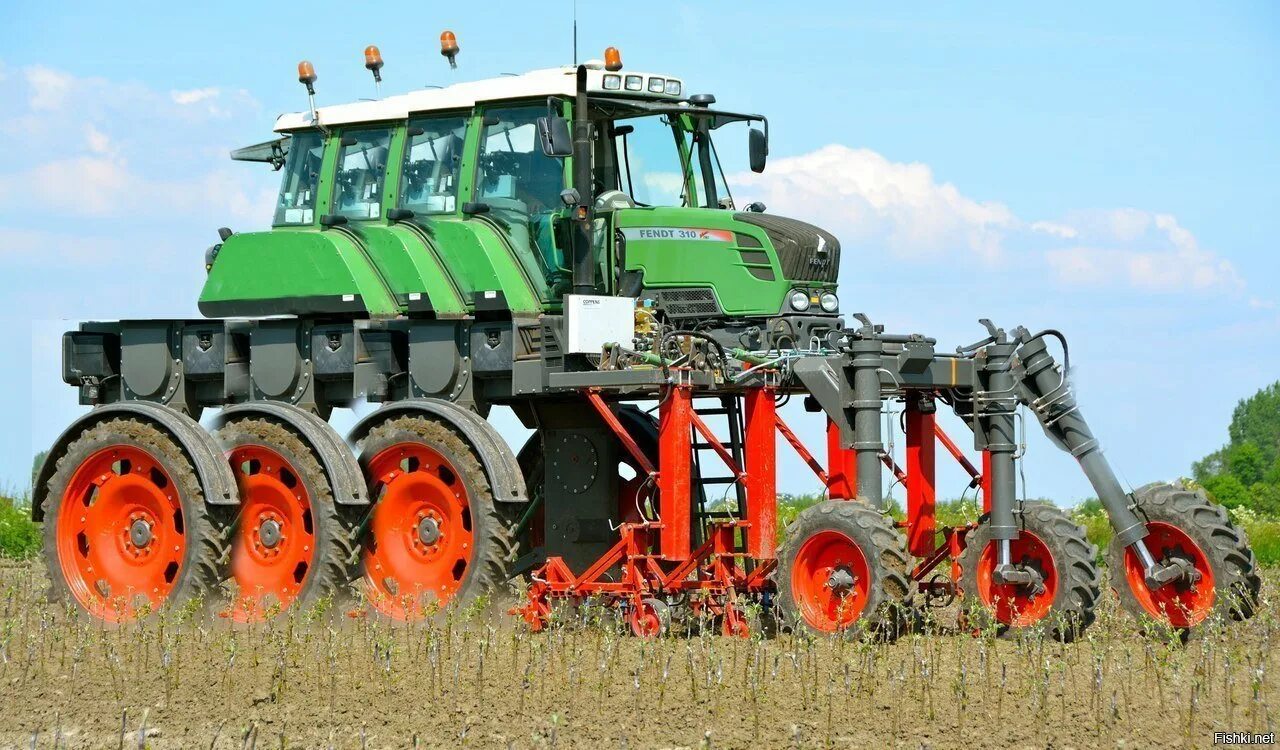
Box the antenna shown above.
[572,0,578,65]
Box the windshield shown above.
[333,128,392,220]
[603,112,735,210]
[273,130,324,225]
[401,114,467,214]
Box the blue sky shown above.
[1,1,1277,503]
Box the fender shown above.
[32,401,238,522]
[348,399,529,505]
[214,402,369,505]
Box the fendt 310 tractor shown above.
[34,36,1259,637]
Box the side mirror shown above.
[749,127,768,173]
[538,116,573,158]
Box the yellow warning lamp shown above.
[604,46,623,72]
[364,45,384,94]
[440,31,460,69]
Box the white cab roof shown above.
[274,65,687,132]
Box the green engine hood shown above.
[613,206,839,317]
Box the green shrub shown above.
[0,496,41,560]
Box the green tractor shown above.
[35,39,1258,637]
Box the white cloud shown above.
[731,144,1014,262]
[171,86,220,105]
[731,145,1243,296]
[24,65,74,111]
[1030,220,1077,239]
[1043,210,1241,293]
[84,123,112,155]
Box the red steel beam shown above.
[584,389,656,476]
[826,419,856,499]
[658,384,693,560]
[690,412,745,481]
[905,398,936,557]
[777,413,829,485]
[934,423,982,487]
[744,388,777,559]
[981,450,993,514]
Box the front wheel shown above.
[958,501,1099,641]
[1107,482,1260,631]
[774,500,910,639]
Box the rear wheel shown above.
[775,500,910,639]
[505,406,659,576]
[42,418,223,622]
[958,502,1099,641]
[356,416,512,619]
[216,418,355,622]
[1107,482,1260,631]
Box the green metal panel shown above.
[198,229,400,317]
[614,207,790,316]
[360,226,467,315]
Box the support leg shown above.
[744,387,777,559]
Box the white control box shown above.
[564,295,636,354]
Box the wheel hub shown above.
[259,519,283,549]
[417,516,441,546]
[128,518,153,548]
[825,567,855,592]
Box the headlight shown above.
[664,79,682,96]
[625,75,643,91]
[648,77,666,93]
[819,292,839,313]
[603,74,621,91]
[788,290,811,312]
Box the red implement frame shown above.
[516,383,992,635]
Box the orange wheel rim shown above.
[629,600,662,638]
[1123,522,1215,628]
[226,445,315,621]
[791,530,871,632]
[976,531,1059,626]
[363,442,474,619]
[55,445,185,622]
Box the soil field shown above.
[0,562,1275,749]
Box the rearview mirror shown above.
[749,127,768,173]
[538,116,572,158]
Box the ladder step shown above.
[693,407,734,416]
[698,476,740,485]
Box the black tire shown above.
[1106,482,1260,630]
[42,418,225,621]
[504,405,661,576]
[958,501,1099,642]
[214,418,357,620]
[356,416,512,614]
[774,500,911,640]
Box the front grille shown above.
[653,288,722,318]
[734,213,840,283]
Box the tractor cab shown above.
[204,54,839,342]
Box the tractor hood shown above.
[613,207,841,318]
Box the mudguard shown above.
[32,401,239,522]
[348,399,529,505]
[214,401,369,505]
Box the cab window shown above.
[476,105,567,282]
[332,127,392,220]
[273,130,324,225]
[400,114,467,214]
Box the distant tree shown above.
[31,450,48,488]
[1195,381,1280,515]
[1226,382,1280,467]
[1201,473,1250,510]
[1228,441,1267,487]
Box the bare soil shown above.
[0,562,1275,749]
